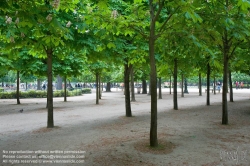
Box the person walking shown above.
[240,82,244,89]
[236,81,239,89]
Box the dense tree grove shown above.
[1,0,250,147]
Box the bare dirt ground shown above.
[0,88,249,166]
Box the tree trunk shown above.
[25,82,28,90]
[148,80,151,95]
[199,73,202,96]
[158,77,162,99]
[46,48,54,128]
[222,32,229,125]
[142,80,147,94]
[213,77,216,95]
[64,76,67,102]
[96,72,99,104]
[173,58,178,110]
[106,82,111,92]
[124,63,132,117]
[206,61,210,106]
[16,71,20,104]
[169,75,172,94]
[37,79,41,90]
[56,75,62,90]
[229,70,233,102]
[149,0,158,147]
[131,66,136,102]
[99,75,101,99]
[181,74,184,97]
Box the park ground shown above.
[0,88,250,166]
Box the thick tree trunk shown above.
[229,70,233,102]
[131,67,136,102]
[213,77,216,95]
[199,73,202,96]
[37,79,41,90]
[106,82,111,92]
[169,75,172,94]
[56,75,62,90]
[173,58,178,110]
[206,61,210,106]
[16,71,20,104]
[124,63,132,117]
[96,72,99,104]
[158,77,162,99]
[64,76,67,102]
[46,48,54,128]
[181,74,184,97]
[142,80,147,94]
[99,75,101,99]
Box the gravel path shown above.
[0,88,250,166]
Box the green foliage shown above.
[0,88,91,99]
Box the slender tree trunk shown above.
[149,1,158,147]
[37,79,41,90]
[199,73,202,96]
[96,72,99,105]
[99,75,101,99]
[158,77,162,99]
[64,76,67,102]
[131,66,136,102]
[213,77,216,95]
[106,82,111,92]
[124,63,132,117]
[169,75,172,94]
[181,74,184,97]
[222,33,229,125]
[26,82,28,90]
[46,48,54,128]
[16,71,20,104]
[173,58,178,110]
[142,80,147,94]
[229,70,233,102]
[148,80,151,95]
[56,75,62,90]
[206,61,210,106]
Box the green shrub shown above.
[0,88,4,92]
[82,88,91,94]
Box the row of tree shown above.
[1,0,250,147]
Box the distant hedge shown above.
[0,88,91,99]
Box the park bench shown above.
[205,88,221,93]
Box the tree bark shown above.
[37,79,41,90]
[173,58,178,110]
[222,31,229,125]
[181,74,184,97]
[149,0,158,147]
[158,77,162,99]
[229,70,233,102]
[148,80,151,95]
[206,61,210,106]
[131,66,136,102]
[96,72,99,104]
[99,75,101,99]
[106,82,111,92]
[64,76,67,102]
[56,75,62,90]
[124,63,132,117]
[46,48,54,128]
[169,75,172,94]
[16,71,20,104]
[213,77,216,95]
[199,73,202,96]
[142,80,147,94]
